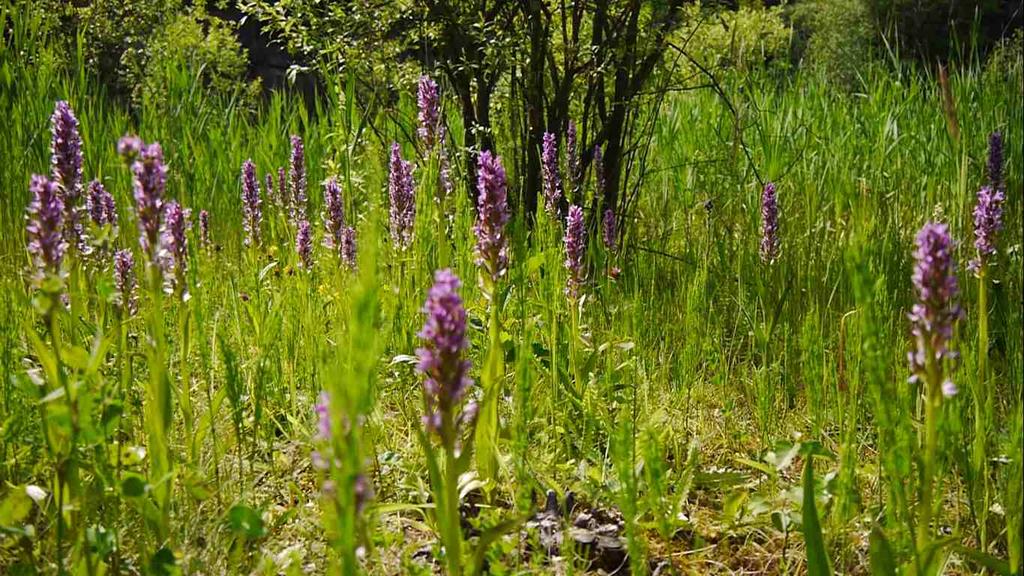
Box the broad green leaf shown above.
[148,546,178,576]
[183,471,213,502]
[0,487,33,527]
[802,456,833,576]
[60,344,90,371]
[101,401,123,435]
[475,312,503,484]
[227,503,266,539]
[868,526,897,576]
[121,475,147,498]
[25,328,58,391]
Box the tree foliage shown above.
[240,0,690,224]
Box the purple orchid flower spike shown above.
[760,182,780,264]
[416,269,473,443]
[908,222,962,397]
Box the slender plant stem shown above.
[146,262,172,542]
[976,267,991,552]
[179,301,194,460]
[442,413,463,576]
[546,222,562,454]
[569,297,585,454]
[917,347,941,571]
[110,302,135,571]
[48,305,69,575]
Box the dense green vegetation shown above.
[1,2,1021,575]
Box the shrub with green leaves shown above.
[77,0,183,97]
[789,0,876,88]
[985,28,1024,85]
[673,3,793,78]
[128,9,261,112]
[75,1,257,110]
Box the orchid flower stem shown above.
[976,266,991,552]
[917,345,941,572]
[145,262,172,543]
[47,302,69,574]
[443,429,463,576]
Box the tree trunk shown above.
[595,1,639,227]
[522,0,547,223]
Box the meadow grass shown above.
[1,7,1021,574]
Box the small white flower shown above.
[26,485,47,503]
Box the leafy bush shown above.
[789,0,876,88]
[985,28,1024,85]
[789,0,1021,81]
[77,0,183,97]
[126,9,261,111]
[674,3,793,77]
[75,1,256,110]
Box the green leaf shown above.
[868,526,898,576]
[802,456,833,576]
[920,535,957,574]
[148,546,178,576]
[138,498,164,535]
[45,405,73,439]
[471,512,530,575]
[183,471,213,502]
[765,441,803,471]
[61,344,91,371]
[735,456,776,478]
[25,328,58,390]
[771,510,791,533]
[722,489,748,522]
[952,544,1012,575]
[368,502,432,516]
[86,334,113,375]
[227,503,266,539]
[474,313,503,483]
[0,487,33,528]
[101,401,123,434]
[121,475,147,498]
[526,253,546,275]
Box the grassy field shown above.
[1,7,1022,575]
